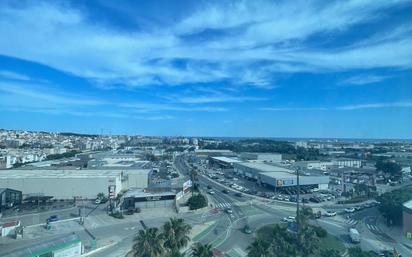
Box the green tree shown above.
[133,227,165,257]
[247,238,271,257]
[268,225,297,257]
[168,249,184,257]
[377,187,412,226]
[319,249,341,257]
[97,192,105,199]
[163,218,192,251]
[187,193,208,210]
[297,226,319,257]
[191,243,213,257]
[375,160,402,180]
[348,247,371,257]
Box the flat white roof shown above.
[236,162,293,172]
[404,199,412,209]
[260,171,296,179]
[211,156,242,163]
[0,168,150,179]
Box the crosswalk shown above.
[346,218,358,226]
[216,202,232,208]
[366,223,381,233]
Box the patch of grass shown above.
[318,234,346,253]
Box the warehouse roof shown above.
[403,199,412,210]
[235,162,293,172]
[211,156,242,163]
[259,171,296,179]
[0,168,150,179]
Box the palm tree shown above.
[168,249,184,257]
[163,218,192,251]
[296,226,319,257]
[268,225,297,257]
[247,238,271,257]
[133,227,165,257]
[192,243,213,257]
[319,249,341,257]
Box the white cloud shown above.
[0,0,410,89]
[119,102,228,112]
[337,101,412,110]
[340,74,388,86]
[259,107,327,111]
[0,70,31,81]
[0,81,105,108]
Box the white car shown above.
[95,198,102,204]
[345,207,355,213]
[208,190,215,195]
[324,210,337,217]
[226,208,233,214]
[282,216,296,222]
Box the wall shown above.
[0,177,121,199]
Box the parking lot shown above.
[197,163,343,205]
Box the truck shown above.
[349,228,360,243]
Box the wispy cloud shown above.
[0,0,410,89]
[340,74,389,86]
[0,70,31,81]
[175,95,264,104]
[337,101,412,110]
[119,102,228,113]
[0,82,105,107]
[259,107,327,111]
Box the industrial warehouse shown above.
[234,162,329,190]
[122,190,176,210]
[0,168,151,199]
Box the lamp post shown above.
[296,167,300,235]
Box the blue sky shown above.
[0,0,411,138]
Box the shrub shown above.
[313,226,327,238]
[187,193,208,210]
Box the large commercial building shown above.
[403,200,412,238]
[0,168,150,199]
[234,162,329,190]
[209,156,242,168]
[240,152,282,163]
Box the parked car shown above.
[47,215,59,222]
[324,210,337,217]
[208,190,215,195]
[345,207,356,213]
[282,216,296,223]
[309,197,321,203]
[243,224,252,234]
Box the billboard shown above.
[108,185,116,199]
[283,179,294,186]
[183,180,193,192]
[276,180,283,186]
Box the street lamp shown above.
[296,166,300,234]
